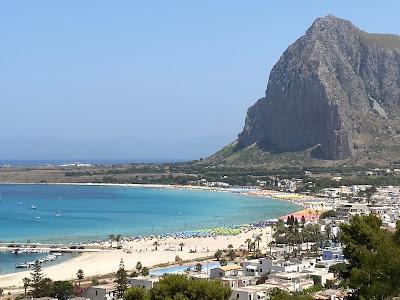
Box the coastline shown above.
[0,183,309,289]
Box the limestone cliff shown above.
[237,15,400,161]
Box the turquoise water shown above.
[0,252,78,275]
[150,261,223,276]
[0,184,299,243]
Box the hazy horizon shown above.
[1,1,399,160]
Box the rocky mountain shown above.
[211,15,400,165]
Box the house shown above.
[221,276,258,289]
[210,264,242,279]
[336,203,370,220]
[230,284,269,300]
[265,275,315,292]
[128,276,159,290]
[245,257,316,276]
[84,284,117,300]
[322,246,345,262]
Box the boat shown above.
[178,212,183,215]
[35,216,41,219]
[31,204,37,209]
[55,213,61,217]
[18,201,22,205]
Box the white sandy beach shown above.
[0,227,272,289]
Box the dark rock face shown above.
[238,15,400,160]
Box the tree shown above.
[227,245,235,261]
[219,258,228,266]
[325,224,332,240]
[22,277,31,297]
[194,263,202,272]
[115,259,128,299]
[214,249,223,261]
[273,219,286,240]
[136,261,143,273]
[76,269,84,286]
[41,278,54,297]
[30,260,45,298]
[270,288,313,300]
[328,263,349,281]
[245,238,252,252]
[179,242,184,251]
[300,215,306,227]
[149,274,231,300]
[340,214,400,299]
[124,287,149,300]
[254,234,262,253]
[153,241,160,251]
[319,210,336,219]
[141,267,149,276]
[51,281,74,300]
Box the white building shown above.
[85,284,117,300]
[243,257,316,277]
[210,264,242,279]
[128,276,159,290]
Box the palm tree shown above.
[136,261,143,273]
[22,277,31,297]
[76,269,84,285]
[268,241,274,256]
[153,241,160,251]
[255,234,262,252]
[245,238,252,252]
[179,242,184,251]
[214,249,223,261]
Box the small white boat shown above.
[55,213,61,217]
[35,216,41,219]
[31,204,37,209]
[18,202,22,205]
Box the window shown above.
[260,268,262,272]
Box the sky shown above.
[0,1,399,161]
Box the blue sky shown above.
[0,1,399,161]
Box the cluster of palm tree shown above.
[245,234,263,258]
[214,244,237,265]
[131,261,149,277]
[272,217,326,257]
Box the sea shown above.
[0,184,300,243]
[0,184,300,274]
[0,159,181,167]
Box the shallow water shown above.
[0,251,78,275]
[0,184,300,243]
